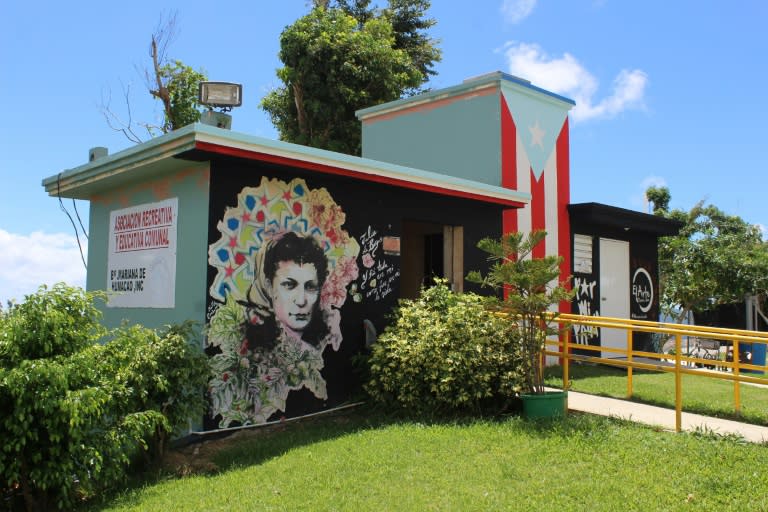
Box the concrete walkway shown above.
[563,390,768,444]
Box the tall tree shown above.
[262,2,440,155]
[333,0,439,84]
[385,0,440,88]
[334,0,375,27]
[649,187,768,323]
[147,31,208,133]
[102,13,207,142]
[646,185,671,214]
[319,0,439,79]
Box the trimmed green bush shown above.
[365,280,524,415]
[0,284,208,511]
[99,321,209,458]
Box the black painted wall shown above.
[570,224,661,353]
[204,157,504,428]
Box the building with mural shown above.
[42,72,678,429]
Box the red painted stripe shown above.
[194,141,526,208]
[500,95,518,235]
[503,209,518,237]
[530,167,546,258]
[556,118,572,314]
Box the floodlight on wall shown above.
[199,82,242,109]
[199,81,243,130]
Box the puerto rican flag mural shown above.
[500,90,572,312]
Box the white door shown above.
[599,238,630,358]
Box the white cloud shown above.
[502,42,648,122]
[0,230,87,305]
[500,0,537,24]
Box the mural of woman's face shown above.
[270,260,320,336]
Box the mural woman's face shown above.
[271,260,320,336]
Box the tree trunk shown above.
[292,81,309,140]
[20,458,42,512]
[150,36,173,132]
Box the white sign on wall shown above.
[107,198,178,308]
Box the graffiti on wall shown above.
[573,276,599,345]
[206,177,360,427]
[352,225,400,302]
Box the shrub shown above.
[99,321,210,459]
[467,230,574,394]
[0,284,208,511]
[365,280,524,416]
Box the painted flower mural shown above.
[207,177,359,427]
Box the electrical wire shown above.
[57,173,88,269]
[73,198,88,240]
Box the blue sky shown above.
[1,0,766,304]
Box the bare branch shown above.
[103,10,196,140]
[99,82,144,144]
[142,10,179,133]
[152,11,178,66]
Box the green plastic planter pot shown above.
[521,391,568,419]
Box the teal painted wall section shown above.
[86,163,210,331]
[361,91,502,186]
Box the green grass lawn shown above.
[89,409,768,512]
[544,363,768,426]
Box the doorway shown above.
[400,221,463,299]
[599,238,630,358]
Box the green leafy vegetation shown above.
[261,1,440,154]
[365,280,524,415]
[151,60,208,133]
[365,232,574,415]
[468,230,575,394]
[0,284,208,511]
[646,185,768,323]
[91,410,768,511]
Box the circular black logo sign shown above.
[632,267,653,313]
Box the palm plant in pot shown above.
[467,230,574,418]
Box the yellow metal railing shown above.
[542,313,768,432]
